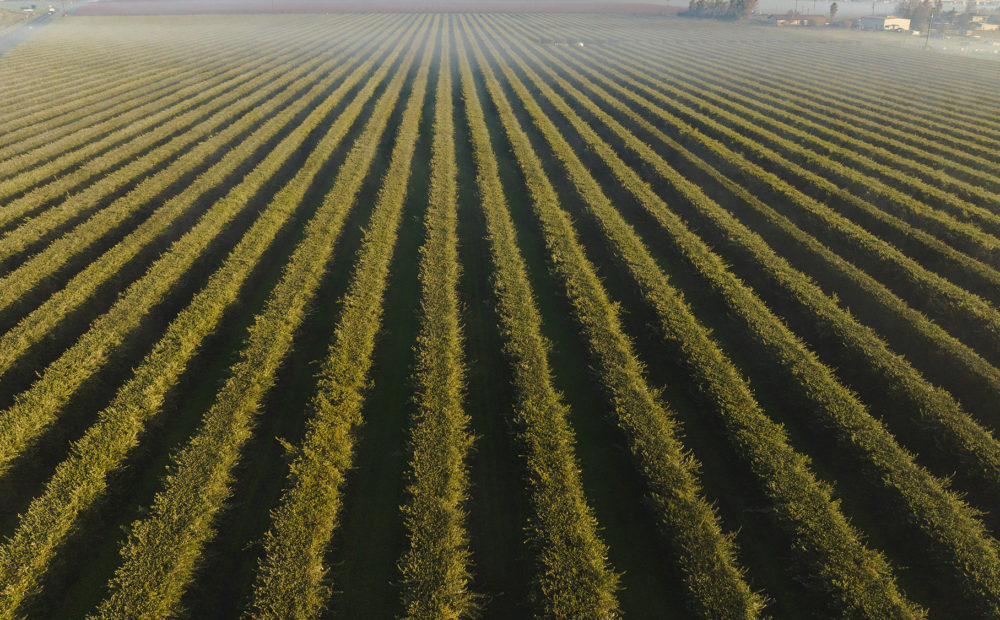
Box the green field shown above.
[0,6,28,32]
[1,12,1000,618]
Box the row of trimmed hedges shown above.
[0,21,273,144]
[633,44,1000,231]
[0,33,264,207]
[0,36,239,176]
[0,20,342,267]
[468,19,766,619]
[94,23,431,619]
[536,36,1000,497]
[0,22,409,480]
[518,32,1000,423]
[605,50,1000,299]
[247,22,435,618]
[0,23,356,316]
[476,16,924,618]
[0,21,420,619]
[491,21,1000,615]
[578,46,1000,371]
[456,31,620,619]
[398,25,478,620]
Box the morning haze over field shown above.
[0,2,999,618]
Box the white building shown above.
[859,16,912,30]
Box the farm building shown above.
[771,14,829,26]
[858,16,911,30]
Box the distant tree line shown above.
[896,0,985,30]
[682,0,758,19]
[895,0,936,29]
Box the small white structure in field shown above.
[577,41,585,47]
[859,16,911,31]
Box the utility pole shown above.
[924,8,935,48]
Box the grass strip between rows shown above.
[0,19,366,326]
[489,17,1000,615]
[397,26,478,620]
[0,16,350,260]
[0,31,243,157]
[593,46,1000,295]
[0,22,267,142]
[577,46,1000,370]
[0,28,285,200]
[0,20,413,617]
[245,21,434,618]
[92,20,428,619]
[505,13,1000,500]
[0,19,406,479]
[457,30,620,619]
[503,29,1000,423]
[508,30,1000,497]
[468,18,768,619]
[629,44,1000,230]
